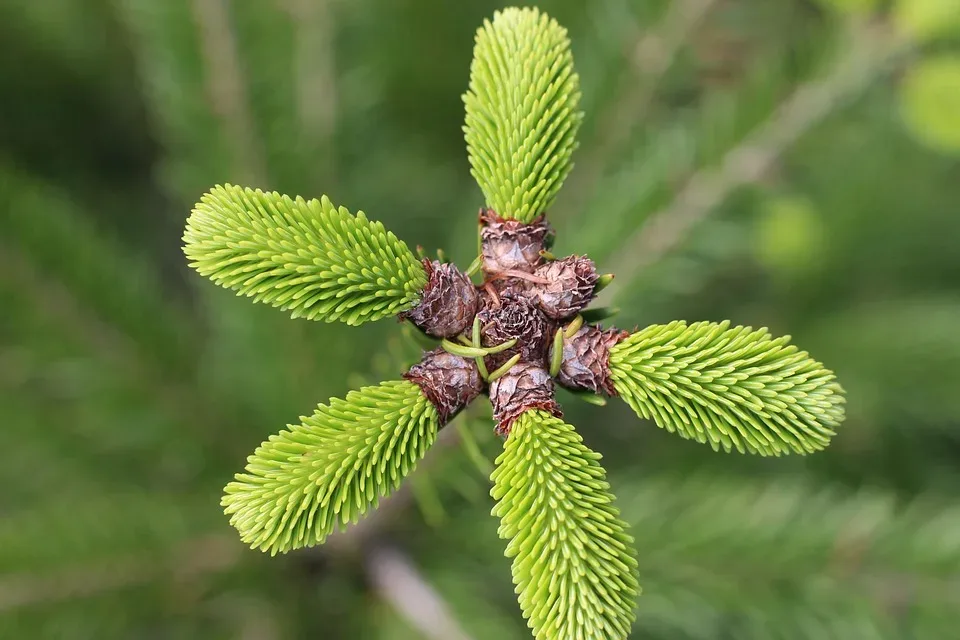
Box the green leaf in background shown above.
[183,184,428,325]
[753,194,827,277]
[222,380,438,554]
[490,410,639,640]
[609,321,845,455]
[894,0,960,42]
[463,7,583,222]
[899,55,960,155]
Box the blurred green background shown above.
[2,0,959,638]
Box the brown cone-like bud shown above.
[480,209,554,274]
[400,260,479,338]
[554,325,628,396]
[477,297,553,370]
[403,348,483,424]
[530,256,598,320]
[489,363,562,436]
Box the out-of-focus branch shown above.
[191,0,267,186]
[0,422,472,612]
[601,21,910,301]
[0,535,239,612]
[0,245,229,455]
[630,0,718,78]
[603,0,718,137]
[366,546,474,640]
[561,0,717,221]
[287,0,338,187]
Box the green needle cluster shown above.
[184,184,427,325]
[464,7,583,223]
[222,380,438,554]
[609,321,845,456]
[491,410,640,640]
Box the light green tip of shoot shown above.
[491,410,640,640]
[222,380,438,554]
[463,7,583,223]
[609,320,847,456]
[183,184,428,326]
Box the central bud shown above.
[477,295,553,371]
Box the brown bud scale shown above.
[489,363,562,436]
[480,209,554,275]
[400,260,478,338]
[403,348,483,424]
[554,325,628,396]
[530,256,598,320]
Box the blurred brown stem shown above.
[366,546,474,640]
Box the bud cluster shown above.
[402,210,621,434]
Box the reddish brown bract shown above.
[554,325,628,396]
[400,259,479,338]
[530,256,598,320]
[489,363,562,435]
[403,348,483,424]
[480,209,554,274]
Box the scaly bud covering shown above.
[555,325,628,395]
[489,363,560,435]
[478,297,553,370]
[221,380,438,554]
[464,7,583,223]
[183,185,427,325]
[400,260,479,337]
[491,410,640,640]
[480,209,553,274]
[403,348,484,424]
[608,321,846,455]
[530,255,598,320]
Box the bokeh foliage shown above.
[1,0,958,638]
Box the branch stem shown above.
[602,21,909,300]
